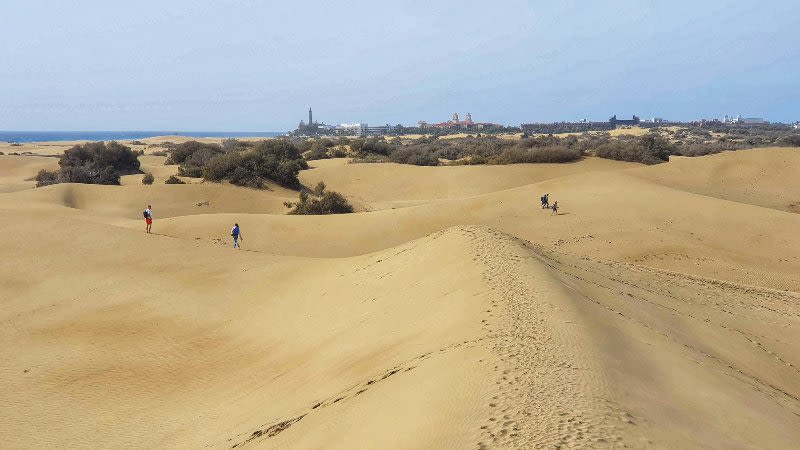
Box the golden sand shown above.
[1,142,799,448]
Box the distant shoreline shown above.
[0,131,284,143]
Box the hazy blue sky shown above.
[1,0,798,130]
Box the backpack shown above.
[143,210,149,219]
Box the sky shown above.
[1,0,798,130]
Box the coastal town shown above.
[292,107,795,137]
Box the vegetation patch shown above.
[166,141,225,177]
[165,139,308,189]
[165,175,186,184]
[35,141,141,187]
[593,135,674,165]
[284,182,354,215]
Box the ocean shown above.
[0,131,284,143]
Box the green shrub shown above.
[165,175,185,184]
[151,150,169,156]
[202,140,308,189]
[142,173,155,185]
[497,146,582,164]
[165,141,224,176]
[389,147,440,166]
[60,141,140,173]
[304,146,330,160]
[779,135,800,147]
[165,141,223,165]
[356,137,393,156]
[221,138,241,152]
[595,135,674,164]
[35,169,58,187]
[35,141,139,186]
[284,182,354,215]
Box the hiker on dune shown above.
[231,223,243,249]
[144,205,153,233]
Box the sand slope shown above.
[632,147,800,213]
[2,146,800,448]
[0,155,59,193]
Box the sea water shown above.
[0,131,284,143]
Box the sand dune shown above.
[632,147,800,213]
[300,157,635,208]
[4,182,295,220]
[145,160,800,291]
[2,146,800,448]
[0,155,59,193]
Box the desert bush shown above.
[779,135,800,147]
[388,147,439,166]
[179,146,224,177]
[59,164,120,184]
[130,140,146,146]
[151,150,169,156]
[331,147,347,158]
[284,182,353,215]
[304,146,330,160]
[357,137,393,156]
[35,141,140,186]
[595,135,674,164]
[165,141,223,166]
[35,169,58,187]
[202,140,308,189]
[60,141,140,173]
[165,175,185,184]
[142,173,155,185]
[221,138,241,152]
[673,140,748,156]
[497,146,582,164]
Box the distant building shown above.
[720,113,767,125]
[335,123,367,136]
[794,122,800,130]
[609,115,640,126]
[365,124,394,135]
[520,120,613,134]
[418,112,499,130]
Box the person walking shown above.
[231,223,243,249]
[551,201,559,216]
[144,204,153,233]
[540,194,547,209]
[544,193,550,209]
